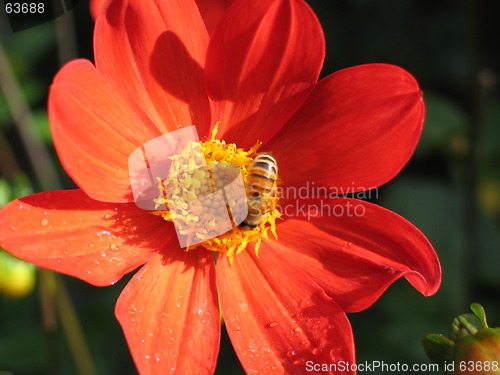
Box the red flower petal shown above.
[90,0,106,20]
[0,190,169,286]
[91,0,234,35]
[275,197,441,312]
[49,59,162,203]
[195,0,235,34]
[217,245,356,374]
[116,251,220,375]
[205,0,325,148]
[94,0,211,136]
[267,64,425,192]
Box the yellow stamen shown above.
[152,123,281,262]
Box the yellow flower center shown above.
[152,123,281,261]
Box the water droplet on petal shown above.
[312,348,322,356]
[89,243,94,248]
[104,213,112,219]
[293,358,305,366]
[109,243,118,251]
[286,351,296,358]
[269,322,279,328]
[40,218,49,226]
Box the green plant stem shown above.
[0,130,21,179]
[0,42,60,192]
[55,275,97,375]
[38,269,59,375]
[54,0,79,65]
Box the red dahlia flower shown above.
[0,0,441,374]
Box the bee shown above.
[239,152,278,230]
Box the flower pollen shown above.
[153,123,281,261]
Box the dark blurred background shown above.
[0,0,499,374]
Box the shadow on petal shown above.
[150,31,211,135]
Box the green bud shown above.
[424,303,500,374]
[453,327,500,373]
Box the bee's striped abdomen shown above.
[246,153,278,198]
[239,153,278,230]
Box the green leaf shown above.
[422,333,455,365]
[470,303,488,328]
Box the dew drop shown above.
[286,351,296,358]
[109,243,118,251]
[293,358,305,366]
[89,243,94,248]
[294,327,303,334]
[104,213,112,219]
[238,302,248,312]
[269,322,279,328]
[40,218,49,226]
[312,348,322,356]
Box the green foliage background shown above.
[0,0,499,374]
